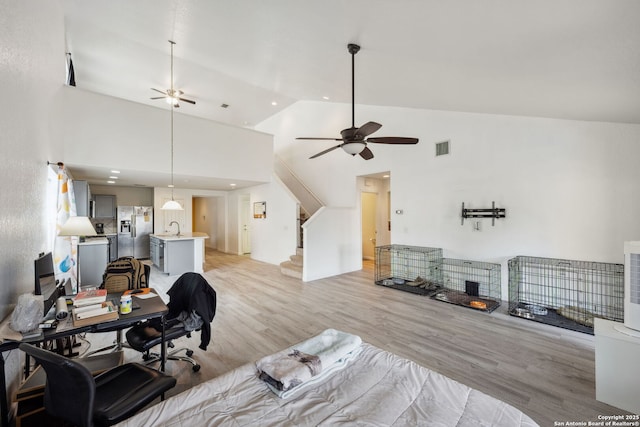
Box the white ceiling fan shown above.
[150,40,196,108]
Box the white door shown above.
[240,195,251,254]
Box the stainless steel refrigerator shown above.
[117,206,153,259]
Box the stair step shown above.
[280,260,302,279]
[289,254,303,266]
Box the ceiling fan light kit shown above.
[297,43,419,160]
[151,40,196,108]
[342,142,366,155]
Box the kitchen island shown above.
[150,232,209,276]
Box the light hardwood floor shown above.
[90,249,627,426]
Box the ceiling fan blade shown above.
[359,146,374,160]
[367,137,419,144]
[309,144,343,159]
[151,88,167,95]
[178,97,196,105]
[296,137,343,141]
[355,121,382,138]
[150,96,166,100]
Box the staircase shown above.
[274,156,324,280]
[280,248,303,279]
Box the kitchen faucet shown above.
[169,221,181,236]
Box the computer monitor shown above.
[34,252,61,314]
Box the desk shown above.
[0,290,168,427]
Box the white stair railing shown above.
[274,155,323,216]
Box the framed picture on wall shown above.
[253,201,266,219]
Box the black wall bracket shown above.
[461,201,506,226]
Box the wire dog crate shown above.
[375,245,443,295]
[432,258,501,312]
[508,256,624,334]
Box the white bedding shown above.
[117,343,538,426]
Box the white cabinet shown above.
[595,318,640,414]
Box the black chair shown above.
[126,272,217,372]
[19,343,176,427]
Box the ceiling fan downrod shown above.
[348,43,360,129]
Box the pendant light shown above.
[161,40,184,211]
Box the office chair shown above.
[126,272,217,372]
[19,343,176,427]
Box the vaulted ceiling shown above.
[63,0,640,130]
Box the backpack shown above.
[101,256,147,293]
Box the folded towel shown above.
[256,329,362,395]
[264,345,362,399]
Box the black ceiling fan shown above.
[150,40,196,108]
[297,43,418,160]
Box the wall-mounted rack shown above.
[461,201,506,226]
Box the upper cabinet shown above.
[73,180,91,217]
[93,195,116,218]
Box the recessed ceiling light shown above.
[109,176,118,179]
[111,170,120,174]
[168,184,174,188]
[383,174,390,178]
[271,101,278,106]
[230,183,236,187]
[322,96,330,100]
[107,180,115,184]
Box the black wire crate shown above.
[432,258,501,312]
[375,245,443,296]
[508,255,624,334]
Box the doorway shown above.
[359,173,391,262]
[192,196,224,252]
[361,192,377,260]
[240,194,251,254]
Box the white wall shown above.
[0,0,66,412]
[241,177,298,266]
[154,187,227,237]
[53,86,274,186]
[90,184,154,206]
[257,101,640,289]
[303,207,362,281]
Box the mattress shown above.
[117,343,538,426]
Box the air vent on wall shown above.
[435,140,450,156]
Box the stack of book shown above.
[72,289,118,326]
